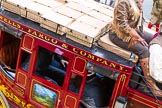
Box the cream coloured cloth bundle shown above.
[149,44,162,82]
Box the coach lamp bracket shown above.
[114,95,128,108]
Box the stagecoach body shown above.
[0,0,161,108]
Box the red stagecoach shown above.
[0,0,161,108]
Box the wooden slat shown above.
[33,0,63,8]
[94,6,114,17]
[73,0,101,9]
[65,1,92,13]
[88,10,113,22]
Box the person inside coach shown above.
[108,0,162,96]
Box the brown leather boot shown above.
[140,58,162,97]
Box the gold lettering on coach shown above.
[72,48,78,53]
[80,51,87,56]
[87,54,95,60]
[119,66,124,71]
[101,60,109,65]
[0,16,21,29]
[96,58,103,62]
[51,38,57,44]
[62,44,68,49]
[109,63,116,68]
[44,35,50,41]
[38,33,44,38]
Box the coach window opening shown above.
[129,65,162,101]
[34,46,68,86]
[68,73,83,94]
[76,62,118,108]
[126,67,162,108]
[0,31,20,79]
[20,51,31,71]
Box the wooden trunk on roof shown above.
[77,14,108,35]
[25,2,52,23]
[66,20,103,47]
[40,11,74,35]
[2,0,20,14]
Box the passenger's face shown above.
[139,0,144,4]
[139,0,144,5]
[137,0,144,9]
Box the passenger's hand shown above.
[128,36,148,48]
[129,28,148,48]
[138,37,148,46]
[61,59,68,68]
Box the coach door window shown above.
[68,73,82,94]
[80,62,119,108]
[0,31,20,80]
[20,51,31,71]
[34,46,68,86]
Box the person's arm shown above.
[115,1,131,37]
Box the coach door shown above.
[22,35,81,108]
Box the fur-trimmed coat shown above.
[108,0,142,42]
